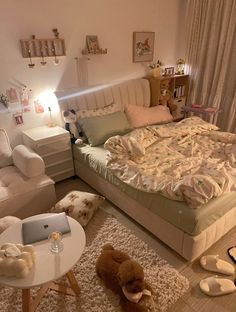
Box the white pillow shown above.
[12,145,45,178]
[76,102,121,119]
[0,129,13,168]
[51,191,105,227]
[125,104,173,128]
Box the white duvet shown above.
[104,117,236,208]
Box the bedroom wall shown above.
[0,0,187,146]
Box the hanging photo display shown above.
[13,112,24,126]
[34,99,44,113]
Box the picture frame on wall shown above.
[86,35,99,53]
[133,31,155,62]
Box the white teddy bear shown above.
[0,243,35,278]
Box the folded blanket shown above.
[104,117,236,208]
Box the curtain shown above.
[185,0,236,132]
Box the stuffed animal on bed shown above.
[158,79,177,114]
[63,109,82,144]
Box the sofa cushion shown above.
[51,191,105,227]
[0,129,13,168]
[12,145,45,178]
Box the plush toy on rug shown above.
[96,244,155,312]
[63,109,84,144]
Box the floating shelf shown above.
[81,48,107,55]
[20,38,66,58]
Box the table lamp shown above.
[38,90,58,127]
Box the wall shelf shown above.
[81,48,107,55]
[20,38,66,58]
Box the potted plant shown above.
[148,60,163,77]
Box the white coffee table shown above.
[0,213,86,312]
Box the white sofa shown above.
[0,129,56,218]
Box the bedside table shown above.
[22,126,74,182]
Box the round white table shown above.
[0,213,86,312]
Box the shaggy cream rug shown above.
[0,209,189,312]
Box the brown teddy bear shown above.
[96,244,154,312]
[159,79,177,114]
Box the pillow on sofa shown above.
[0,129,13,168]
[125,104,173,128]
[51,191,105,227]
[12,145,45,178]
[0,216,21,234]
[79,111,131,146]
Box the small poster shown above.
[13,112,24,126]
[6,88,19,103]
[34,100,44,113]
[20,89,31,112]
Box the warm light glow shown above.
[58,73,143,102]
[37,90,59,112]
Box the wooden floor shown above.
[56,177,236,312]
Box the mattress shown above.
[73,144,236,236]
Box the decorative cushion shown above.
[51,191,105,227]
[0,129,13,168]
[79,111,131,146]
[76,102,121,119]
[0,216,21,234]
[12,145,45,178]
[125,104,173,128]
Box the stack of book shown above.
[174,85,185,98]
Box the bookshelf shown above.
[145,74,189,120]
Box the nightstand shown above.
[22,126,74,182]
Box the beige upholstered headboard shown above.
[55,78,151,112]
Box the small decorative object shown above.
[0,93,8,108]
[86,35,99,53]
[52,28,60,38]
[52,42,59,65]
[0,243,35,278]
[148,59,163,77]
[176,59,185,75]
[28,49,35,69]
[13,112,24,126]
[82,35,108,55]
[48,231,63,253]
[40,42,47,66]
[133,31,155,62]
[164,67,174,76]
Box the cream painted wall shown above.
[0,0,186,146]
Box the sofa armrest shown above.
[12,145,45,178]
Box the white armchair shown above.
[0,129,56,218]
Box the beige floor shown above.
[56,177,236,312]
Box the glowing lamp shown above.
[38,90,59,127]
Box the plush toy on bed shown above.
[63,109,85,144]
[158,79,177,114]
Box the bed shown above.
[56,78,236,261]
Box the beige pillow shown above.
[125,104,173,128]
[51,191,105,227]
[0,129,13,168]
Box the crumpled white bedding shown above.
[104,117,236,208]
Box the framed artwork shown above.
[164,67,175,76]
[133,32,155,62]
[86,35,99,53]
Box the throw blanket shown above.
[104,117,236,208]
